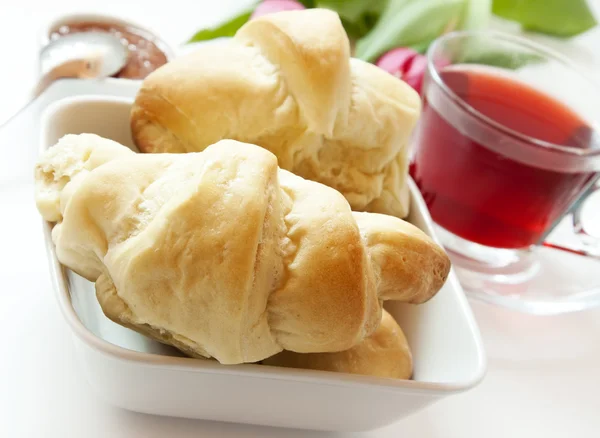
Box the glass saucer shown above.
[443,210,600,315]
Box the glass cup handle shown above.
[543,182,600,259]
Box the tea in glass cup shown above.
[410,31,600,313]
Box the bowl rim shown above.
[40,94,487,394]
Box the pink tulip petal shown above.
[251,0,306,19]
[403,54,428,95]
[375,47,430,95]
[375,48,419,77]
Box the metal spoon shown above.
[35,31,129,96]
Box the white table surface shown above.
[1,1,600,437]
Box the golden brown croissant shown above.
[35,134,449,364]
[130,9,421,219]
[263,309,413,379]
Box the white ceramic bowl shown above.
[40,93,485,432]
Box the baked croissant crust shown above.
[263,309,413,379]
[35,134,449,364]
[130,9,421,219]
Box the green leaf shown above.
[186,10,252,43]
[340,13,383,39]
[411,40,432,54]
[355,0,466,62]
[459,45,545,70]
[316,0,387,23]
[458,0,491,31]
[297,0,315,7]
[317,0,387,39]
[492,0,597,37]
[339,17,369,39]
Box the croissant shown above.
[130,9,421,219]
[263,309,413,379]
[35,134,449,365]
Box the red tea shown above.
[410,67,597,249]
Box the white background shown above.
[1,1,600,437]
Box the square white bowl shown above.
[41,92,485,432]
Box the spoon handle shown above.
[34,56,104,97]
